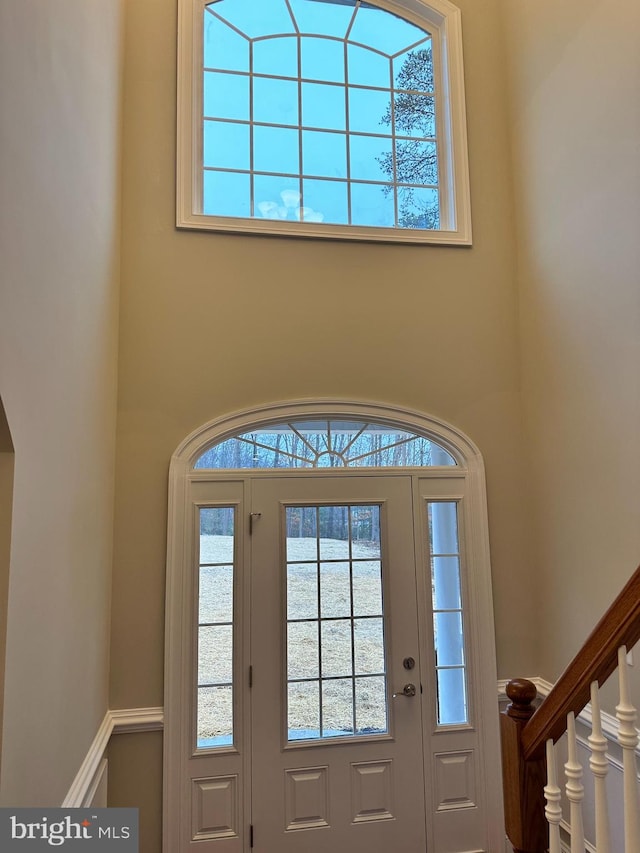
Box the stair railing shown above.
[501,564,640,852]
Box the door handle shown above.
[392,683,416,698]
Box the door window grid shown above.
[202,0,439,229]
[196,506,236,749]
[285,504,388,741]
[427,501,468,726]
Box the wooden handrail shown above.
[501,563,640,852]
[521,563,640,761]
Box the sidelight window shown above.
[197,506,236,748]
[427,500,468,726]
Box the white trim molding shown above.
[84,759,109,809]
[62,712,113,807]
[62,708,164,806]
[111,706,164,735]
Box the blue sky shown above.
[201,0,437,228]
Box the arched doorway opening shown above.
[164,400,503,852]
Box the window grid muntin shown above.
[427,500,469,727]
[194,419,457,470]
[201,0,437,230]
[344,36,353,223]
[285,504,388,741]
[248,20,255,214]
[196,506,236,750]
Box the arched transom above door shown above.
[194,418,457,469]
[173,399,482,474]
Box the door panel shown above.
[250,476,427,853]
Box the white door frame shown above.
[163,399,504,853]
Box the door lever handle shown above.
[392,683,416,698]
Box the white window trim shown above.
[164,399,504,852]
[176,0,472,245]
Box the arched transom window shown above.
[177,0,471,244]
[194,419,457,468]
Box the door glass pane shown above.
[285,504,388,741]
[319,505,350,559]
[355,676,387,734]
[427,501,469,726]
[434,612,464,667]
[431,556,461,610]
[197,686,233,747]
[288,681,320,740]
[354,617,385,674]
[199,625,233,684]
[287,563,318,619]
[199,566,233,623]
[436,668,467,726]
[288,621,319,679]
[322,678,354,736]
[196,506,235,749]
[352,560,383,616]
[321,620,353,677]
[320,562,351,618]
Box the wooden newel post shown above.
[500,679,548,853]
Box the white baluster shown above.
[589,680,611,853]
[545,738,562,853]
[565,711,585,853]
[616,645,640,851]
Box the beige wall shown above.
[110,7,539,836]
[0,0,123,805]
[502,0,640,682]
[108,732,163,852]
[111,0,535,713]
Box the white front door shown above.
[250,475,426,852]
[170,469,501,853]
